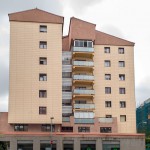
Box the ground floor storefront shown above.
[0,133,145,150]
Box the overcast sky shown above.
[0,0,150,111]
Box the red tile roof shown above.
[9,8,64,24]
[95,30,134,46]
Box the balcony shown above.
[73,75,94,81]
[98,117,113,123]
[74,112,94,118]
[62,92,72,99]
[73,89,95,95]
[72,47,94,53]
[62,106,72,114]
[73,61,94,67]
[62,117,70,122]
[62,65,72,72]
[74,104,95,110]
[74,118,94,124]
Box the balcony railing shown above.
[73,89,95,95]
[72,47,94,52]
[74,118,94,124]
[73,61,94,67]
[73,75,94,81]
[74,112,94,118]
[74,104,95,109]
[98,117,113,123]
[62,117,70,122]
[62,106,72,114]
[62,65,72,72]
[62,92,72,99]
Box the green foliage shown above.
[0,142,7,150]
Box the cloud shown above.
[0,0,63,17]
[101,24,125,39]
[135,77,150,107]
[67,0,102,14]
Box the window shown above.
[78,127,90,132]
[105,87,111,94]
[118,61,125,67]
[120,115,126,122]
[61,126,73,132]
[62,86,72,92]
[40,25,47,32]
[39,41,47,49]
[119,88,126,94]
[62,72,71,78]
[120,101,126,108]
[41,124,55,132]
[14,124,28,131]
[100,127,112,133]
[105,74,111,80]
[119,74,125,81]
[105,101,111,107]
[39,107,46,114]
[106,115,112,118]
[104,47,110,53]
[118,48,124,54]
[104,60,111,67]
[74,40,93,48]
[39,90,47,98]
[39,57,47,65]
[75,100,86,104]
[39,74,47,81]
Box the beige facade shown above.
[8,8,136,135]
[8,21,62,124]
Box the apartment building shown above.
[0,8,145,150]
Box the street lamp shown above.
[50,117,54,150]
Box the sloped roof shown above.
[9,8,64,24]
[69,17,96,41]
[95,30,134,46]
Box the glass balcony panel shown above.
[62,106,72,114]
[62,92,72,99]
[72,47,94,52]
[74,118,94,124]
[98,117,113,123]
[73,75,94,80]
[73,61,94,67]
[62,117,70,122]
[74,112,94,118]
[74,104,95,109]
[62,65,72,72]
[73,89,95,95]
[62,78,72,86]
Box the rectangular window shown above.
[120,101,126,108]
[41,124,55,132]
[104,47,110,53]
[104,60,111,67]
[74,40,93,48]
[14,124,28,131]
[39,90,47,98]
[39,107,46,114]
[105,101,111,107]
[61,126,73,132]
[39,74,47,81]
[105,74,111,80]
[100,127,112,133]
[120,115,126,122]
[118,48,124,54]
[118,61,125,67]
[78,127,90,132]
[62,72,71,78]
[106,115,112,118]
[39,57,47,65]
[119,74,125,81]
[105,87,111,94]
[119,88,126,94]
[39,41,47,49]
[40,25,47,32]
[62,86,72,92]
